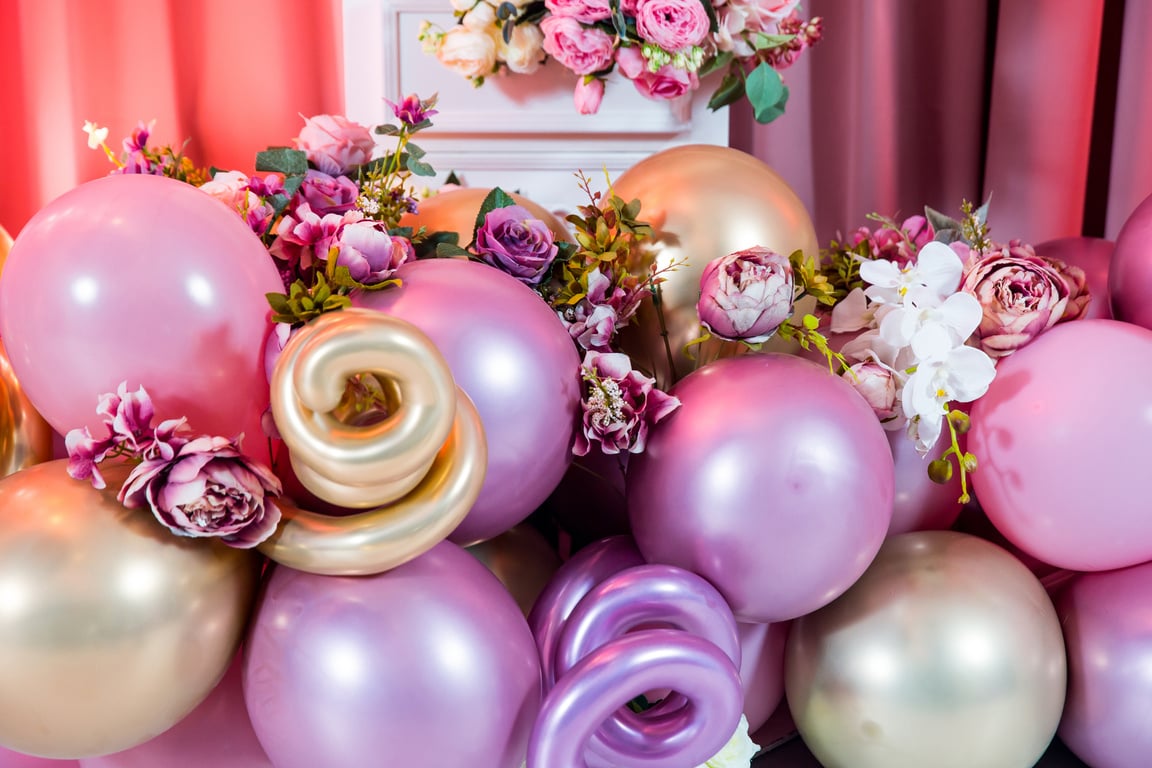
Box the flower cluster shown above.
[84,120,208,185]
[420,0,821,122]
[807,201,1091,499]
[66,383,282,548]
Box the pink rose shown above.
[574,77,606,115]
[844,362,899,421]
[574,351,680,456]
[297,169,360,216]
[634,0,710,50]
[295,114,375,176]
[697,247,794,343]
[616,45,699,101]
[334,220,412,285]
[545,0,612,23]
[960,242,1090,358]
[541,15,616,75]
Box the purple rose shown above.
[474,205,559,283]
[298,169,360,216]
[294,114,375,176]
[120,433,283,548]
[615,45,699,101]
[574,351,680,456]
[697,247,794,343]
[540,15,616,75]
[634,0,710,50]
[334,220,412,285]
[960,242,1090,358]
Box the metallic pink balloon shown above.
[0,174,279,454]
[1058,561,1152,768]
[737,621,788,733]
[628,354,894,622]
[0,749,78,768]
[1108,194,1152,328]
[527,631,743,768]
[970,319,1152,571]
[528,536,646,688]
[80,658,271,768]
[887,428,963,535]
[355,259,581,545]
[243,541,541,768]
[1035,236,1114,320]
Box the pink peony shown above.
[574,77,606,115]
[120,432,282,549]
[294,114,375,176]
[334,220,412,285]
[634,0,710,50]
[544,0,612,24]
[541,15,616,75]
[697,247,794,343]
[960,242,1090,358]
[615,45,699,100]
[844,361,900,421]
[474,204,559,283]
[273,202,350,271]
[574,351,680,456]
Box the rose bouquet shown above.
[420,0,822,121]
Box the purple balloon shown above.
[628,355,894,623]
[355,258,580,545]
[888,427,963,535]
[80,658,271,768]
[243,541,541,768]
[737,621,788,733]
[1058,561,1152,768]
[1035,236,1114,320]
[1108,194,1152,329]
[527,631,743,768]
[0,749,77,768]
[970,319,1152,571]
[528,536,645,687]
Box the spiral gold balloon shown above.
[263,308,487,576]
[612,145,818,385]
[0,460,259,759]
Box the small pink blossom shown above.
[574,351,680,456]
[574,77,606,115]
[65,428,115,490]
[386,93,438,126]
[635,0,711,50]
[844,361,900,421]
[294,114,376,176]
[616,45,699,101]
[541,15,616,76]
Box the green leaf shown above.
[281,173,305,199]
[924,205,965,244]
[436,242,473,259]
[358,156,390,176]
[472,187,516,244]
[746,63,789,123]
[407,158,435,177]
[496,1,516,20]
[255,147,308,175]
[610,0,629,39]
[696,0,719,33]
[406,143,426,160]
[699,51,734,78]
[974,195,992,226]
[266,293,292,313]
[707,70,745,112]
[753,32,797,50]
[502,17,514,44]
[375,124,401,136]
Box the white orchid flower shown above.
[878,290,983,351]
[860,240,964,307]
[82,120,109,150]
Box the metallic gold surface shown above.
[401,187,572,246]
[0,460,259,759]
[0,337,53,478]
[263,309,488,575]
[612,145,819,384]
[786,531,1067,768]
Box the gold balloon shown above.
[0,223,11,276]
[466,525,562,617]
[612,145,819,385]
[0,338,53,478]
[0,460,259,759]
[785,531,1066,768]
[401,187,572,246]
[263,309,487,576]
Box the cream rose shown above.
[437,25,498,79]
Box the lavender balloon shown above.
[737,621,788,733]
[355,258,581,544]
[243,542,541,768]
[528,536,645,687]
[1035,237,1114,320]
[1058,561,1152,768]
[888,428,963,535]
[629,354,894,623]
[1108,193,1152,328]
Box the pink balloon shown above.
[970,319,1152,570]
[628,355,894,623]
[0,749,78,768]
[79,658,270,768]
[887,428,964,535]
[1058,561,1152,768]
[355,259,580,544]
[737,621,788,733]
[1109,193,1152,328]
[243,541,541,768]
[0,174,279,459]
[1035,236,1114,320]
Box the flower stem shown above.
[651,282,678,384]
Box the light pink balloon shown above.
[970,319,1152,571]
[737,621,788,733]
[0,174,280,460]
[1109,193,1152,328]
[887,428,963,535]
[0,748,78,768]
[1034,236,1114,320]
[79,658,271,768]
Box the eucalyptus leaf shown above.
[406,157,435,177]
[753,32,797,49]
[496,1,515,20]
[503,18,514,44]
[974,195,992,226]
[255,147,309,176]
[406,143,426,160]
[699,51,734,77]
[375,124,402,136]
[746,63,789,123]
[707,70,745,112]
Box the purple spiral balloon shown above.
[527,631,744,768]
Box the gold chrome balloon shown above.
[401,187,572,246]
[263,309,487,576]
[785,531,1067,768]
[0,338,53,478]
[466,525,562,616]
[612,145,818,385]
[0,460,259,759]
[0,223,11,276]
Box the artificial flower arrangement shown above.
[419,0,822,121]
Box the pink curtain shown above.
[0,0,344,236]
[734,0,1152,245]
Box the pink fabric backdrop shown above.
[2,0,1150,247]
